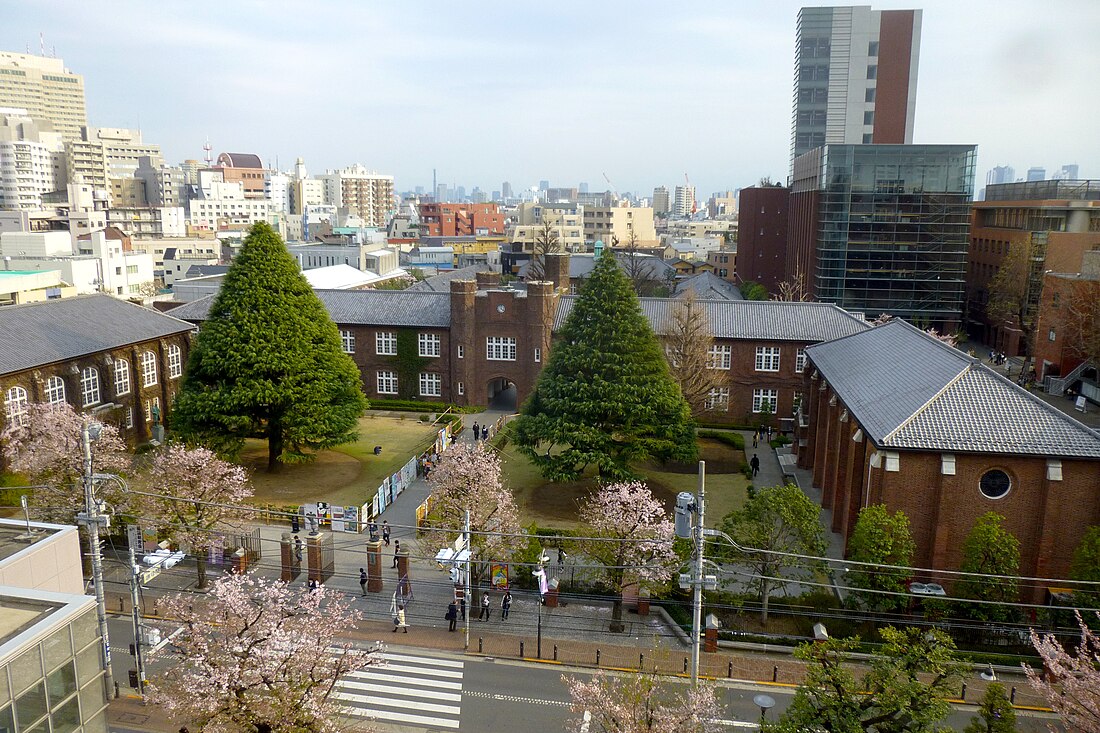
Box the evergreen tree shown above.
[171,222,367,471]
[1070,526,1100,609]
[513,251,696,480]
[955,512,1021,623]
[846,505,916,612]
[964,683,1017,733]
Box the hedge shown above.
[697,430,746,450]
[367,399,482,414]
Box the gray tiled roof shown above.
[518,252,677,281]
[554,297,869,341]
[806,319,1100,458]
[167,289,452,328]
[675,272,744,301]
[407,265,493,292]
[0,295,193,375]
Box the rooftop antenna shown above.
[203,138,213,166]
[40,32,44,56]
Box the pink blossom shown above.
[1025,611,1100,733]
[565,671,722,733]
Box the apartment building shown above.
[318,164,395,227]
[0,51,87,142]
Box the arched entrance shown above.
[486,377,518,412]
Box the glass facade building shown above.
[793,144,976,326]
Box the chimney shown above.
[543,252,570,292]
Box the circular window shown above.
[979,469,1011,499]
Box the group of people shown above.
[751,425,774,448]
[445,590,512,631]
[470,421,490,442]
[367,520,392,546]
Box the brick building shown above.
[0,295,193,443]
[795,319,1100,599]
[1031,250,1100,396]
[418,203,505,237]
[214,152,266,198]
[736,185,790,293]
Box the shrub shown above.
[698,430,746,449]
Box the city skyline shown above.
[3,0,1096,196]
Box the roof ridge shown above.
[974,360,1100,442]
[882,359,972,445]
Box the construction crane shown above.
[602,172,619,201]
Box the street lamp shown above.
[753,694,776,727]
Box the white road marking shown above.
[336,678,462,702]
[344,667,463,690]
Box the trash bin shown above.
[545,577,560,608]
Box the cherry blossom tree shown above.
[564,671,721,733]
[149,571,379,733]
[577,481,678,632]
[1025,611,1100,733]
[1,402,130,522]
[423,442,523,604]
[136,443,254,588]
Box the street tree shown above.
[954,512,1021,623]
[422,442,523,605]
[963,682,1017,733]
[136,443,253,588]
[1064,279,1100,374]
[665,292,720,416]
[845,505,916,612]
[1070,525,1100,608]
[149,571,379,733]
[768,626,966,733]
[171,221,367,471]
[527,217,561,281]
[1026,611,1100,733]
[985,237,1043,368]
[564,670,721,733]
[739,281,768,300]
[576,481,678,632]
[773,272,811,302]
[716,483,826,625]
[1,402,130,521]
[617,230,661,296]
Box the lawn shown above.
[496,437,750,529]
[240,415,440,508]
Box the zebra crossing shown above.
[335,649,464,729]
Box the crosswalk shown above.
[335,649,464,729]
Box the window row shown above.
[374,371,443,398]
[704,346,807,373]
[339,331,534,363]
[702,388,780,414]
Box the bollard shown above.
[554,645,558,661]
[728,661,733,678]
[119,597,125,612]
[960,683,967,701]
[773,665,778,683]
[478,638,483,653]
[1010,686,1016,704]
[113,681,119,699]
[596,649,601,666]
[684,657,689,674]
[520,641,524,658]
[639,653,644,670]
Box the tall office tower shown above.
[502,181,513,199]
[578,181,589,194]
[986,165,1015,186]
[1054,164,1079,180]
[672,185,696,218]
[0,51,87,143]
[789,6,922,170]
[652,186,670,216]
[1027,167,1046,182]
[539,180,550,192]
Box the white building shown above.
[318,164,394,227]
[0,52,87,142]
[0,108,66,211]
[672,185,696,218]
[188,180,273,232]
[265,171,290,214]
[0,229,155,300]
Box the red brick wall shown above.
[736,187,790,293]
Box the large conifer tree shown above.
[171,222,367,471]
[514,252,696,480]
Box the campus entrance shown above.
[487,377,518,412]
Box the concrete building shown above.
[135,156,186,208]
[266,171,290,214]
[128,237,221,282]
[737,185,790,294]
[1032,257,1100,392]
[0,51,87,142]
[1027,167,1046,182]
[0,138,65,211]
[706,250,736,281]
[652,186,670,217]
[215,152,266,198]
[672,185,696,218]
[583,204,657,247]
[188,180,273,233]
[107,206,185,239]
[84,127,162,181]
[419,203,505,237]
[789,6,922,169]
[318,164,395,227]
[0,268,75,304]
[289,177,324,216]
[509,203,586,254]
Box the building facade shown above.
[0,51,87,142]
[419,203,505,237]
[215,153,266,198]
[318,164,394,227]
[736,185,790,293]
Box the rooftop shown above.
[170,289,452,328]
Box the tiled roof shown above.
[519,253,677,281]
[408,264,493,292]
[0,295,193,375]
[806,319,1100,458]
[167,289,452,328]
[675,272,743,301]
[554,297,869,341]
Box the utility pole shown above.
[77,419,114,696]
[128,546,147,700]
[463,509,471,652]
[676,461,715,687]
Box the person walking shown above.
[472,422,480,442]
[392,539,401,569]
[381,521,391,547]
[459,596,466,621]
[446,601,458,632]
[393,605,407,633]
[479,593,491,621]
[752,431,758,448]
[481,425,489,441]
[368,520,378,541]
[501,591,512,620]
[359,568,368,596]
[750,454,760,477]
[308,578,319,593]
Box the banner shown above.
[490,563,509,588]
[344,505,360,533]
[331,505,345,533]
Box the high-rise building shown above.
[0,108,66,210]
[538,180,550,192]
[789,6,922,169]
[0,51,87,142]
[652,186,670,216]
[672,185,695,218]
[1027,167,1046,182]
[318,164,395,227]
[502,181,513,199]
[986,165,1015,186]
[578,181,589,194]
[737,186,790,293]
[1054,164,1079,180]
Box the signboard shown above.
[331,506,345,533]
[344,505,360,533]
[1076,395,1088,412]
[490,563,509,588]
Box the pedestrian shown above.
[392,605,408,633]
[359,568,368,596]
[294,536,303,563]
[481,425,488,441]
[392,539,401,569]
[446,601,458,632]
[368,520,378,541]
[479,593,491,621]
[472,422,480,441]
[750,454,760,477]
[752,431,758,448]
[558,547,566,571]
[382,520,391,546]
[308,578,319,593]
[767,425,773,440]
[501,591,512,620]
[459,596,466,620]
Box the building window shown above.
[863,110,875,126]
[458,381,465,395]
[80,367,101,407]
[418,333,441,357]
[706,388,729,411]
[167,344,183,378]
[376,371,398,395]
[865,87,876,103]
[755,347,781,372]
[115,359,131,396]
[1048,329,1056,342]
[44,376,66,405]
[534,347,541,363]
[419,372,441,397]
[752,389,778,413]
[486,337,517,361]
[862,134,873,144]
[458,345,464,359]
[4,385,29,428]
[707,345,731,370]
[795,349,807,373]
[866,65,877,80]
[868,41,879,56]
[141,351,158,387]
[126,407,134,428]
[376,331,396,356]
[340,330,355,354]
[979,469,1012,500]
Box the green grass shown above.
[241,415,440,508]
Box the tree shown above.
[149,572,378,733]
[985,236,1043,365]
[845,505,916,612]
[527,218,561,281]
[773,272,811,302]
[514,251,696,481]
[769,627,966,733]
[716,484,826,625]
[1064,279,1100,369]
[1,402,130,522]
[137,443,253,588]
[423,442,523,605]
[617,230,661,297]
[171,221,368,471]
[665,292,720,416]
[954,512,1021,623]
[963,682,1017,733]
[1070,526,1100,608]
[576,481,678,632]
[1026,611,1100,733]
[564,670,721,733]
[739,281,768,300]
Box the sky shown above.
[4,0,1098,198]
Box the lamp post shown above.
[753,694,776,728]
[77,419,114,695]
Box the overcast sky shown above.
[5,0,1097,197]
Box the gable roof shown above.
[167,289,451,328]
[554,297,869,341]
[519,252,677,281]
[806,319,1100,458]
[0,295,193,375]
[675,271,743,301]
[408,264,493,292]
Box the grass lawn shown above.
[241,415,440,508]
[497,437,750,530]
